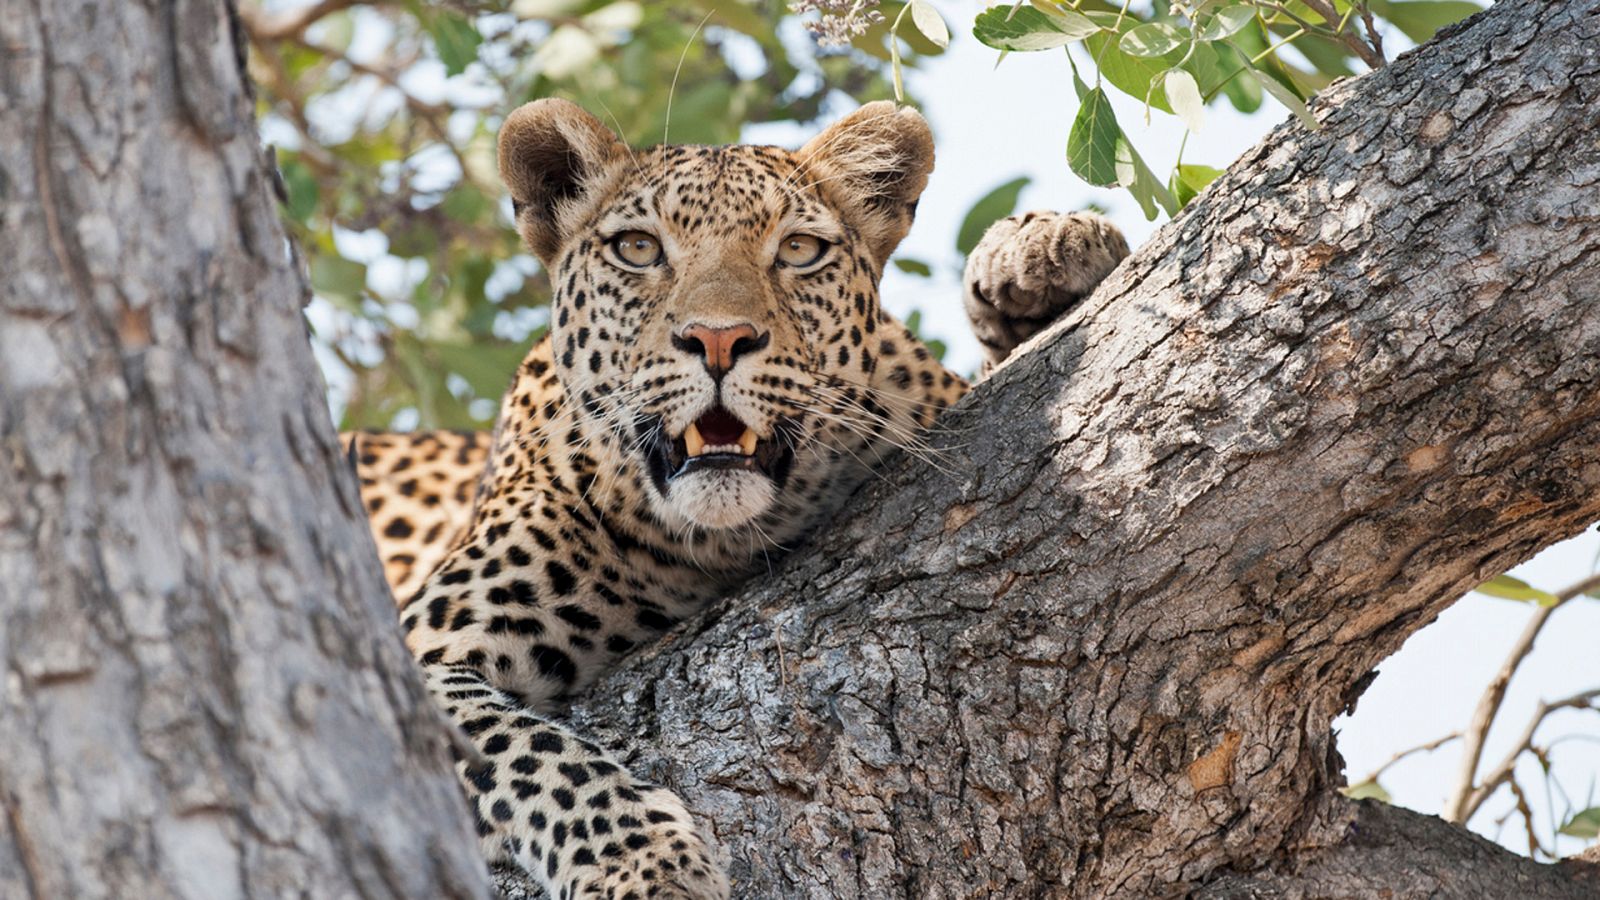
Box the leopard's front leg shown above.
[426,666,729,900]
[963,210,1129,372]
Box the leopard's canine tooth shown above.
[684,422,705,457]
[737,427,758,456]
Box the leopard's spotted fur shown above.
[345,100,1127,899]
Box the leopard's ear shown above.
[498,99,626,263]
[797,101,934,265]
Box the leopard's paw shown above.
[963,210,1128,370]
[562,786,729,900]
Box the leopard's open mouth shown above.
[642,407,795,495]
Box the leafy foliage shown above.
[1475,574,1561,606]
[959,0,1484,218]
[246,0,922,429]
[956,177,1031,256]
[1341,778,1392,803]
[1560,807,1600,841]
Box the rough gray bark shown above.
[0,1,487,897]
[538,1,1600,897]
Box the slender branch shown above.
[248,37,338,175]
[1357,1,1386,64]
[237,0,373,42]
[1503,777,1552,859]
[1444,573,1600,822]
[1443,600,1559,821]
[1354,731,1461,785]
[286,35,497,193]
[1294,0,1387,68]
[1458,688,1600,826]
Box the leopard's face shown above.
[503,100,934,533]
[548,146,893,530]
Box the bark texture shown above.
[0,1,487,897]
[536,1,1600,896]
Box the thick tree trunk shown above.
[535,1,1600,897]
[0,1,487,897]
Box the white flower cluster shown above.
[789,0,885,47]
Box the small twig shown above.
[1356,2,1386,65]
[1293,0,1386,68]
[238,0,374,42]
[1257,2,1324,38]
[1355,731,1461,785]
[1530,745,1560,852]
[1504,777,1550,859]
[248,38,338,175]
[1444,573,1600,823]
[289,35,494,193]
[1457,688,1600,825]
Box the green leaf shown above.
[429,340,527,399]
[310,254,367,301]
[441,184,492,224]
[1029,0,1100,37]
[973,5,1093,52]
[1165,69,1205,132]
[1113,136,1177,220]
[386,219,438,258]
[1084,31,1172,113]
[1559,807,1600,840]
[904,309,923,335]
[428,11,483,76]
[1341,779,1392,804]
[1195,5,1255,42]
[1367,0,1483,44]
[1067,87,1122,187]
[278,158,318,224]
[1196,40,1262,113]
[909,1,949,49]
[1269,29,1357,84]
[1171,163,1224,207]
[957,176,1031,256]
[1474,574,1560,606]
[682,0,769,37]
[1252,69,1318,128]
[900,307,945,360]
[1120,22,1184,58]
[893,257,934,277]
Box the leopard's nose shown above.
[671,322,770,379]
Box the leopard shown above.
[344,98,1128,899]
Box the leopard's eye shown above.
[776,234,828,269]
[611,231,663,268]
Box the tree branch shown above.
[1445,573,1600,823]
[1459,689,1600,833]
[1294,0,1386,68]
[1195,797,1600,898]
[522,1,1600,895]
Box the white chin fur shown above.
[667,469,775,529]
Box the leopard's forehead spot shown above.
[600,145,836,243]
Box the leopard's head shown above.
[499,99,934,534]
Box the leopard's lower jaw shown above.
[665,468,777,529]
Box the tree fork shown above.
[541,1,1600,896]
